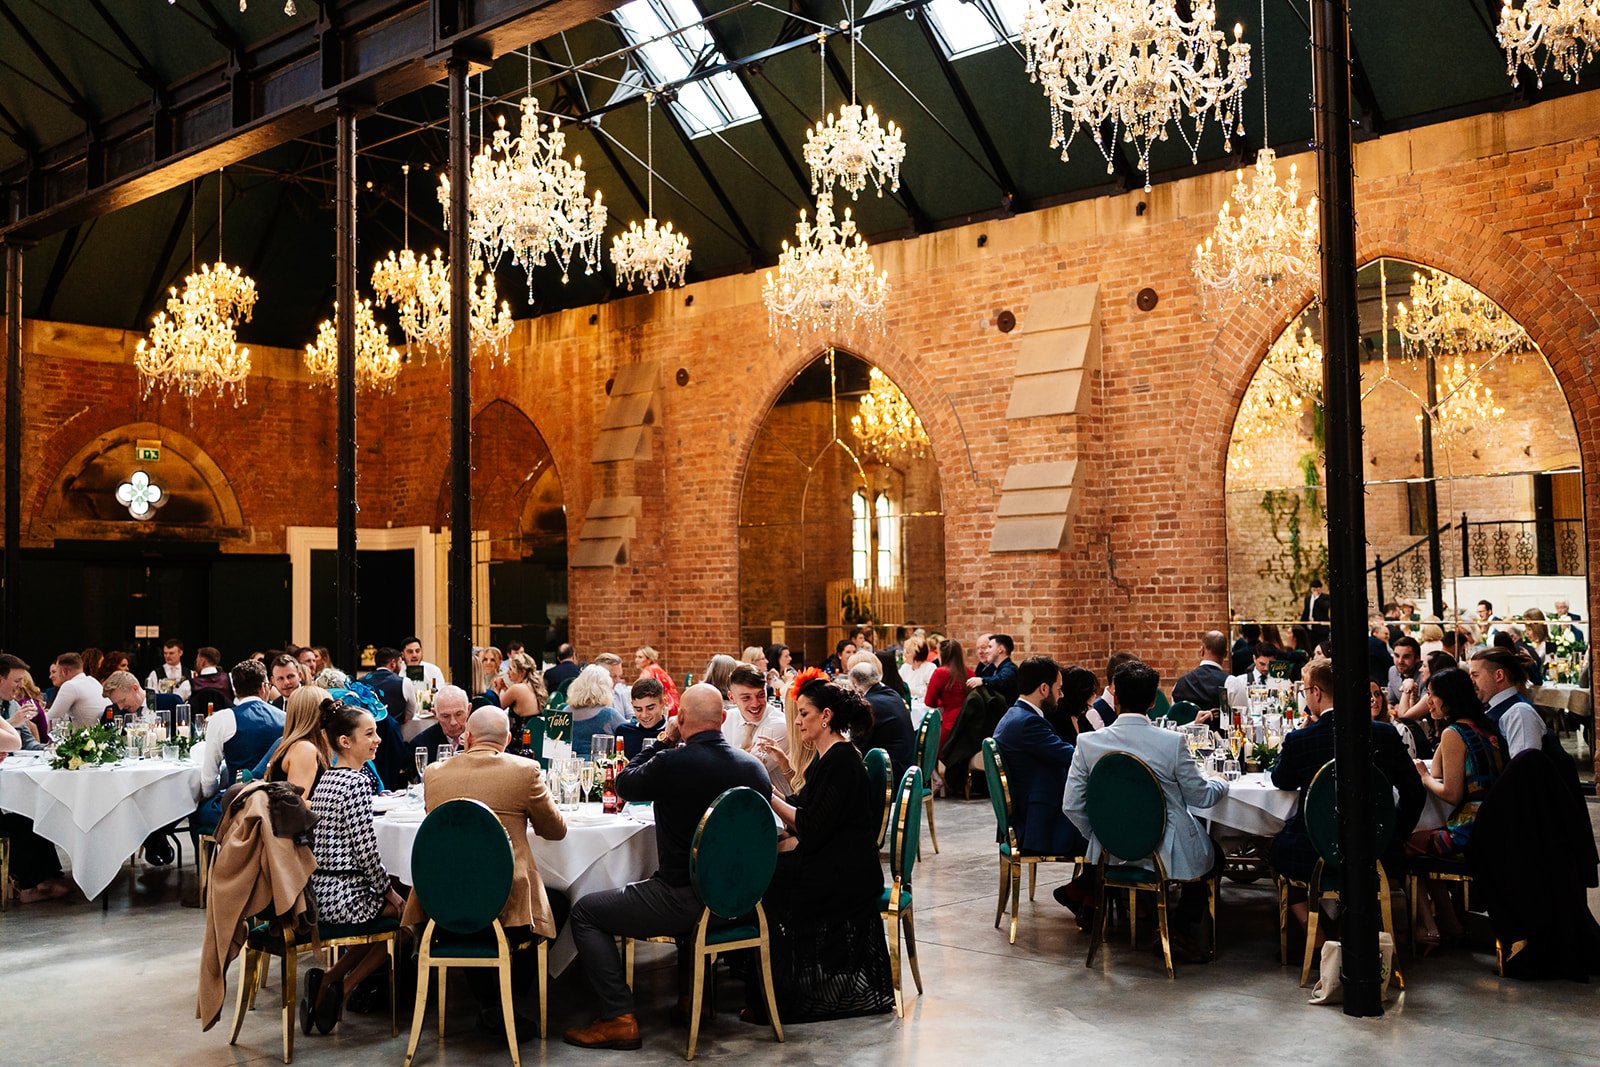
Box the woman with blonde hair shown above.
[476,645,506,703]
[634,645,679,716]
[501,650,547,726]
[565,664,627,757]
[11,670,48,744]
[264,686,335,798]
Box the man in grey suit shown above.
[1064,660,1228,961]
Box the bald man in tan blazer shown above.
[403,706,567,1030]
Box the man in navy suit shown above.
[993,656,1092,920]
[1170,631,1230,718]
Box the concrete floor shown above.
[3,798,1598,1067]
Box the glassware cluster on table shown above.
[1156,685,1306,782]
[99,700,201,762]
[553,734,627,813]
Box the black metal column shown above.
[446,58,473,687]
[1421,356,1444,615]
[1312,0,1382,1017]
[335,110,360,673]
[2,243,20,651]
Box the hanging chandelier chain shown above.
[1259,0,1268,144]
[612,86,691,294]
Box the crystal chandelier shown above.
[763,191,889,339]
[1021,0,1250,190]
[1393,269,1534,358]
[440,92,606,288]
[233,0,298,14]
[803,20,906,200]
[850,367,927,463]
[1228,323,1321,475]
[1497,0,1600,88]
[303,298,403,393]
[1430,355,1507,434]
[1192,0,1316,312]
[612,93,692,293]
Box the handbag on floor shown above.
[1308,933,1398,1006]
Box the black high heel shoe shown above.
[300,968,325,1036]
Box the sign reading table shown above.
[0,753,204,898]
[374,799,658,974]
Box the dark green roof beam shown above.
[909,7,1018,210]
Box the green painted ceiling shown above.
[2,0,1595,348]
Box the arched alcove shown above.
[737,348,945,667]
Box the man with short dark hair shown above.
[1171,631,1230,717]
[1091,652,1140,728]
[544,643,580,695]
[268,654,303,708]
[50,652,105,728]
[147,638,187,696]
[1386,636,1422,706]
[1230,623,1260,676]
[993,656,1087,860]
[966,633,1018,704]
[617,676,666,757]
[1064,661,1228,960]
[1470,647,1548,759]
[197,659,286,826]
[364,646,418,724]
[1302,579,1330,649]
[848,655,915,781]
[400,636,445,689]
[187,646,234,715]
[721,663,787,761]
[1367,616,1395,687]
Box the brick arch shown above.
[431,398,565,554]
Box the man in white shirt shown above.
[401,636,445,690]
[1469,647,1548,759]
[50,653,107,727]
[197,660,286,823]
[147,638,190,699]
[722,664,787,758]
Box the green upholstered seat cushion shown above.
[691,787,777,919]
[1084,753,1164,863]
[1103,865,1161,886]
[413,799,515,934]
[877,885,911,910]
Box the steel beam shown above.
[2,242,20,649]
[335,110,360,673]
[1,0,626,241]
[446,57,474,687]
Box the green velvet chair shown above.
[881,766,924,1016]
[1287,761,1398,985]
[1082,752,1217,978]
[680,786,782,1061]
[864,747,893,849]
[914,710,942,853]
[1150,689,1173,720]
[1168,700,1200,727]
[981,738,1082,945]
[403,799,545,1067]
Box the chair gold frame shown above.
[1082,754,1218,979]
[403,918,548,1067]
[983,740,1081,945]
[197,832,217,905]
[1406,862,1483,958]
[1278,862,1395,986]
[0,832,10,910]
[913,716,939,854]
[682,903,781,1061]
[228,920,401,1064]
[881,769,922,1016]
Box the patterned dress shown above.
[309,767,389,924]
[1422,721,1504,855]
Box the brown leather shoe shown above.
[564,1014,643,1050]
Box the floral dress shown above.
[309,767,389,924]
[1422,721,1504,855]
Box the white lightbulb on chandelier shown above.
[612,92,692,294]
[803,20,906,200]
[762,191,888,339]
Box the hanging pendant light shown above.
[304,298,403,393]
[612,91,692,293]
[1497,0,1600,88]
[803,11,906,200]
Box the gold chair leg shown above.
[1301,896,1320,988]
[994,858,1010,930]
[498,955,520,1067]
[537,939,549,1041]
[0,837,10,911]
[886,908,904,1018]
[902,904,923,996]
[1277,878,1289,966]
[624,937,635,990]
[924,793,938,854]
[1028,861,1037,902]
[1407,874,1419,958]
[686,953,707,1062]
[1378,866,1394,945]
[386,939,399,1038]
[758,942,783,1044]
[437,963,447,1037]
[1129,889,1139,948]
[402,953,430,1067]
[228,948,258,1045]
[1008,858,1023,945]
[1085,874,1109,967]
[1155,889,1174,979]
[248,951,267,1011]
[281,942,297,1064]
[1210,875,1219,958]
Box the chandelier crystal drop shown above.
[370,248,515,365]
[134,261,257,405]
[1393,270,1534,359]
[612,94,692,294]
[850,367,928,463]
[440,95,607,288]
[1497,0,1600,88]
[762,191,889,339]
[303,298,403,393]
[803,22,906,200]
[1021,0,1250,190]
[1192,149,1318,310]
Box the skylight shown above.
[868,0,1028,60]
[612,0,762,137]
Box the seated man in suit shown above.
[402,705,567,1036]
[1065,660,1228,961]
[565,685,770,1050]
[1089,651,1140,729]
[848,655,915,782]
[409,683,471,763]
[1268,657,1423,931]
[992,657,1092,920]
[1171,631,1230,721]
[966,634,1019,705]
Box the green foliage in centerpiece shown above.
[51,723,125,770]
[1250,741,1281,772]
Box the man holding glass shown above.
[411,684,470,764]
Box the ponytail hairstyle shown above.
[796,677,875,742]
[266,685,334,781]
[321,697,371,758]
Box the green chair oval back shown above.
[1084,753,1165,863]
[917,710,942,774]
[1304,761,1397,867]
[543,708,573,742]
[1168,700,1200,726]
[888,767,924,887]
[522,715,547,764]
[865,747,891,843]
[691,786,778,920]
[1149,690,1172,719]
[412,799,514,934]
[546,689,569,713]
[980,738,1014,850]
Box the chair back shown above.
[980,738,1017,852]
[543,708,573,742]
[412,799,514,934]
[521,716,548,767]
[690,786,778,920]
[864,747,892,847]
[887,766,924,887]
[1168,700,1200,726]
[546,689,569,713]
[1084,753,1165,863]
[916,709,942,772]
[1304,761,1397,868]
[1149,689,1172,720]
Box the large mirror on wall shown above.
[1225,258,1591,779]
[738,349,946,671]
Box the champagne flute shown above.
[414,745,428,783]
[578,760,597,803]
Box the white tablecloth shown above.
[374,802,659,974]
[1530,684,1592,719]
[0,754,204,897]
[1198,772,1453,837]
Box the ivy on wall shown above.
[1254,441,1328,618]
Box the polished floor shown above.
[3,797,1598,1066]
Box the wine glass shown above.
[414,746,428,790]
[557,759,580,811]
[578,760,597,803]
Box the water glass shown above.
[1223,757,1242,782]
[161,744,179,762]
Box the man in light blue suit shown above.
[1064,660,1228,960]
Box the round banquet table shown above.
[374,800,659,974]
[1530,683,1592,719]
[1198,772,1454,837]
[0,752,204,898]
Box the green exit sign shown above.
[135,439,161,462]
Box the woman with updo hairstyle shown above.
[1050,664,1100,744]
[500,650,547,730]
[756,678,894,1020]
